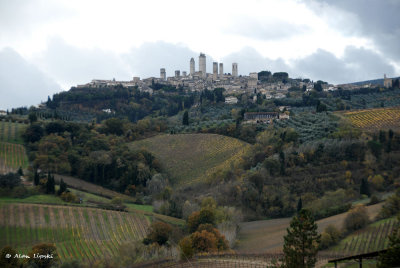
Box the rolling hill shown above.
[0,203,151,263]
[129,133,250,185]
[236,203,383,253]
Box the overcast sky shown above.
[0,0,399,110]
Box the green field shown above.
[331,217,399,255]
[0,120,27,144]
[0,121,28,173]
[0,203,151,263]
[130,134,250,185]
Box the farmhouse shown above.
[244,112,279,124]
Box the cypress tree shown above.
[283,209,321,268]
[360,178,371,197]
[46,172,55,194]
[34,170,40,186]
[297,197,303,212]
[182,110,189,125]
[57,178,67,195]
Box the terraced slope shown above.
[130,134,250,185]
[0,203,150,263]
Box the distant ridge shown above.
[347,76,400,86]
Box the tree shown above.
[143,221,172,246]
[360,178,371,197]
[57,178,67,195]
[0,173,21,189]
[103,118,124,136]
[187,208,216,233]
[45,172,55,194]
[344,205,369,232]
[297,197,303,212]
[182,110,189,125]
[179,236,194,260]
[28,112,38,124]
[34,169,40,186]
[17,167,23,176]
[27,243,58,268]
[0,246,19,268]
[283,209,321,268]
[23,123,44,143]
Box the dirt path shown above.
[236,203,383,253]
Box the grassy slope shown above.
[130,133,250,185]
[236,203,383,253]
[0,203,151,263]
[54,174,137,202]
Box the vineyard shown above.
[130,134,250,185]
[341,107,400,131]
[0,203,151,263]
[0,142,28,173]
[331,217,399,255]
[274,112,339,142]
[0,120,27,144]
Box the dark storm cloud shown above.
[292,46,395,84]
[307,0,400,61]
[35,37,132,85]
[124,41,215,78]
[0,47,60,110]
[227,17,310,40]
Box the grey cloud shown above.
[292,46,395,84]
[0,47,60,110]
[34,37,132,86]
[227,17,310,40]
[305,0,400,61]
[221,47,290,75]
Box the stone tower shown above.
[190,58,195,75]
[232,63,238,77]
[199,53,206,78]
[219,63,223,77]
[160,68,166,81]
[213,62,218,80]
[175,70,180,78]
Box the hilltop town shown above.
[77,53,324,101]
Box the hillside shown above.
[331,217,398,255]
[0,203,150,263]
[339,106,400,131]
[0,120,28,174]
[130,133,250,185]
[236,203,383,253]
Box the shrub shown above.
[191,230,217,252]
[144,222,172,246]
[179,236,194,260]
[0,246,19,268]
[27,243,59,268]
[60,192,78,203]
[187,208,216,233]
[344,205,369,232]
